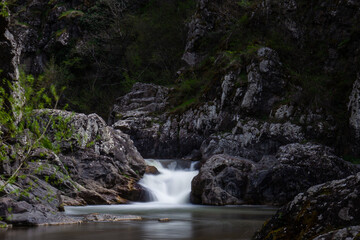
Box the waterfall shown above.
[139,159,198,204]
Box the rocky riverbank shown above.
[0,110,147,226]
[2,0,360,238]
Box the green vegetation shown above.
[27,0,196,118]
[0,1,8,17]
[58,10,84,20]
[171,0,357,132]
[0,69,72,197]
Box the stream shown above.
[0,159,276,240]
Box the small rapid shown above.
[7,159,276,240]
[139,159,198,204]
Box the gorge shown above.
[1,0,360,239]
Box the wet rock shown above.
[0,196,80,226]
[253,173,360,240]
[83,213,142,222]
[60,195,86,206]
[191,154,256,205]
[158,218,170,222]
[146,165,160,175]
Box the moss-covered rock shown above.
[253,173,360,239]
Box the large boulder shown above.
[34,109,147,203]
[0,110,147,226]
[191,154,256,205]
[253,172,360,240]
[191,143,358,206]
[245,143,359,205]
[0,178,80,226]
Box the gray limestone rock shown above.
[191,143,358,206]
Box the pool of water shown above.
[0,203,276,240]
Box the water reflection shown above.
[0,205,275,240]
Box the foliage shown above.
[0,1,8,17]
[33,0,196,118]
[0,69,72,196]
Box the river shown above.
[0,159,275,240]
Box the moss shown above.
[14,20,30,28]
[58,10,84,20]
[298,210,318,239]
[55,28,66,38]
[264,227,288,240]
[318,187,332,196]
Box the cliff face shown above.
[110,0,360,159]
[108,0,360,208]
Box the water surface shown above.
[0,159,276,240]
[1,204,275,240]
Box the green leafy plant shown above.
[0,69,71,194]
[0,1,8,17]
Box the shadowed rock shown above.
[254,173,360,240]
[191,143,358,206]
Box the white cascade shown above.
[139,159,198,204]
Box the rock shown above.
[191,143,358,206]
[0,109,147,226]
[241,47,285,114]
[109,83,177,158]
[348,74,360,156]
[253,172,360,240]
[32,109,146,203]
[145,165,160,175]
[200,120,305,161]
[0,195,80,226]
[0,13,23,124]
[191,154,256,205]
[109,82,170,124]
[158,218,170,222]
[60,195,86,206]
[246,143,358,205]
[312,226,360,240]
[83,213,142,222]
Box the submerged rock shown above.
[83,213,142,222]
[158,218,170,222]
[253,172,360,240]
